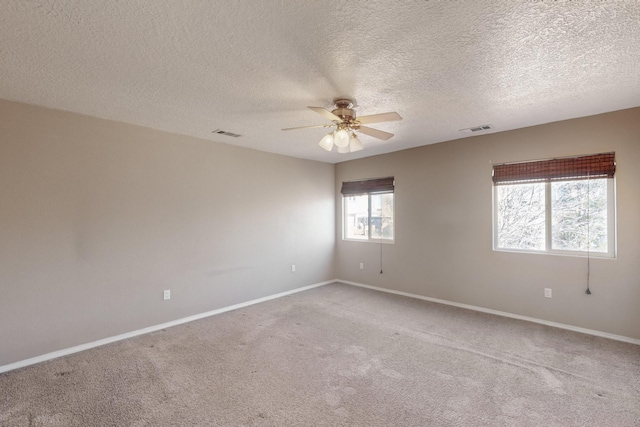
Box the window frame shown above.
[342,177,395,244]
[492,176,616,258]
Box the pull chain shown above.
[585,172,592,295]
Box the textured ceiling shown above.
[1,1,639,163]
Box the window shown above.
[493,153,615,257]
[342,177,394,242]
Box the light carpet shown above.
[1,282,639,426]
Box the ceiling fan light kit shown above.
[349,133,363,152]
[283,98,402,154]
[337,143,351,154]
[318,133,335,151]
[334,128,350,148]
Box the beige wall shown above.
[2,100,637,368]
[336,108,640,340]
[0,100,336,366]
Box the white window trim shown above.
[492,178,616,258]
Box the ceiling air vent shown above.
[212,129,242,138]
[459,124,493,133]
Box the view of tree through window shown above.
[496,183,546,250]
[495,179,611,255]
[551,179,607,252]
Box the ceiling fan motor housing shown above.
[331,98,357,124]
[332,107,355,120]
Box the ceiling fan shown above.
[282,98,402,153]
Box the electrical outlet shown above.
[163,290,171,300]
[291,264,296,273]
[360,262,364,270]
[544,288,552,298]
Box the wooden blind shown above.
[341,176,395,195]
[492,152,615,185]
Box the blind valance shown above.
[341,176,394,195]
[492,152,615,185]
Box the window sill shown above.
[492,247,616,259]
[343,238,395,244]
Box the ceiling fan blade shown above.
[308,106,342,122]
[357,112,402,125]
[357,126,394,141]
[282,124,334,131]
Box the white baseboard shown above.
[0,279,336,374]
[338,280,640,346]
[4,278,637,374]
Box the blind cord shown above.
[585,172,592,295]
[380,241,383,274]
